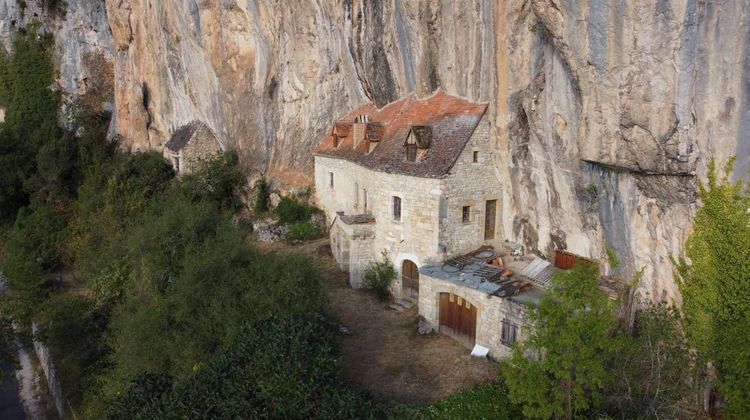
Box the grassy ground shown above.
[268,239,501,405]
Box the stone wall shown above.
[179,125,223,174]
[418,272,530,359]
[314,155,444,289]
[440,114,505,256]
[31,322,65,419]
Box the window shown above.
[406,144,417,162]
[174,157,180,173]
[462,206,471,223]
[473,151,479,163]
[363,189,368,211]
[354,183,359,208]
[393,196,401,221]
[329,172,334,188]
[501,319,518,346]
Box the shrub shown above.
[106,316,383,419]
[253,176,270,214]
[37,294,110,408]
[362,252,396,301]
[176,151,244,212]
[275,196,318,224]
[419,382,521,419]
[288,220,322,242]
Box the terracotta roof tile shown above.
[314,91,488,177]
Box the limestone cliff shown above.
[0,0,113,124]
[6,0,750,302]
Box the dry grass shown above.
[282,239,501,405]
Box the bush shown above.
[175,151,244,212]
[275,196,318,224]
[253,176,270,214]
[37,294,110,407]
[419,382,521,419]
[106,316,383,419]
[362,252,396,301]
[288,220,322,242]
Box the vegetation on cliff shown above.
[675,159,750,415]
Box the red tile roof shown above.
[314,91,489,178]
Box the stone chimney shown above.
[353,115,368,147]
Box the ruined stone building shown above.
[314,92,549,357]
[163,121,222,175]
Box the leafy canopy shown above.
[502,264,622,419]
[675,158,750,415]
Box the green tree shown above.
[502,264,621,419]
[607,303,700,417]
[253,176,271,214]
[675,158,750,415]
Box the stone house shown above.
[163,121,222,175]
[313,91,558,357]
[313,91,506,293]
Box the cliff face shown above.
[7,0,750,301]
[0,0,113,123]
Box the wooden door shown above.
[484,200,497,240]
[402,260,419,299]
[439,293,477,348]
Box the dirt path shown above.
[312,243,501,405]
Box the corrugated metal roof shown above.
[518,257,554,287]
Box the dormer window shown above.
[406,144,417,162]
[405,125,432,162]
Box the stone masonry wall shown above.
[419,272,530,359]
[314,155,444,292]
[181,125,223,174]
[440,114,504,256]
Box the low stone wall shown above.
[31,322,66,419]
[418,272,530,359]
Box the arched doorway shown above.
[402,260,419,299]
[439,293,477,348]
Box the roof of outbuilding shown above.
[314,91,489,178]
[164,121,206,152]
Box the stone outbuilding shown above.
[313,91,505,296]
[163,121,222,175]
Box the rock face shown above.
[0,0,113,124]
[5,0,750,302]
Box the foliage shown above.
[417,382,521,419]
[675,158,750,415]
[1,205,66,320]
[288,220,323,242]
[502,264,622,419]
[362,252,397,301]
[253,176,271,214]
[606,246,620,270]
[606,303,700,417]
[37,294,110,407]
[0,295,18,384]
[0,31,60,225]
[106,316,382,419]
[175,151,245,212]
[275,196,319,224]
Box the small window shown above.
[393,196,401,221]
[406,144,417,162]
[329,172,334,188]
[473,151,479,163]
[501,319,518,346]
[462,206,471,223]
[354,183,359,208]
[174,157,180,173]
[363,189,368,211]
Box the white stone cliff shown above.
[4,0,750,303]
